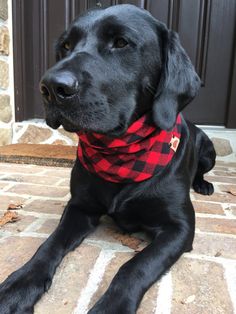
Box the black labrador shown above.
[0,4,216,314]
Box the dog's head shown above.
[40,4,201,136]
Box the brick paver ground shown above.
[0,161,236,313]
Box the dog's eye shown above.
[113,38,128,49]
[63,42,71,51]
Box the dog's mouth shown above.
[45,118,61,130]
[45,111,128,137]
[45,115,82,133]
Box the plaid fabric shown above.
[77,113,182,183]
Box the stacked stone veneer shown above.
[0,0,12,146]
[12,119,236,161]
[13,120,78,146]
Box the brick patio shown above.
[0,161,236,313]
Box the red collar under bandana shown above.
[77,113,182,183]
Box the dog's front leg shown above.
[88,217,194,314]
[0,201,100,314]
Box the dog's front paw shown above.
[193,179,214,195]
[88,304,133,314]
[88,294,135,314]
[0,267,51,314]
[0,281,33,314]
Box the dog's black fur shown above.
[0,5,216,313]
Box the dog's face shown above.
[40,4,201,136]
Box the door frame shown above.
[12,0,26,122]
[227,40,236,128]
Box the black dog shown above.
[0,5,216,313]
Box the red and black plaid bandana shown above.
[77,113,182,183]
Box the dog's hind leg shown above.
[192,127,216,195]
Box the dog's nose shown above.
[40,72,79,102]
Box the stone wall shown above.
[0,0,12,145]
[13,120,78,146]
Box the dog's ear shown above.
[152,25,201,130]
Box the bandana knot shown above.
[77,113,182,183]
